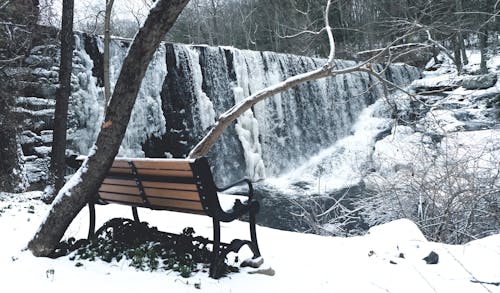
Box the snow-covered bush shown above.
[359,131,499,244]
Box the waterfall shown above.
[68,35,420,186]
[69,33,167,157]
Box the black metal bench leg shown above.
[132,206,140,222]
[88,203,96,239]
[249,205,261,258]
[210,218,222,278]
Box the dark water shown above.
[253,182,369,235]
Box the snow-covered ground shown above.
[0,191,499,292]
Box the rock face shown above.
[462,73,498,90]
[6,37,61,189]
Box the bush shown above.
[55,218,218,278]
[359,133,499,244]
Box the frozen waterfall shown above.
[67,34,420,186]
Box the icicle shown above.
[185,46,216,131]
[118,43,168,157]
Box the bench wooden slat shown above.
[103,178,199,191]
[112,159,192,171]
[99,192,204,211]
[109,167,194,178]
[99,184,201,201]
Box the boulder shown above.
[462,74,498,90]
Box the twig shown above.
[0,55,23,65]
[0,0,11,11]
[470,280,499,286]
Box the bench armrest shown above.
[216,178,254,201]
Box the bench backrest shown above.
[93,157,220,216]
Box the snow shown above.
[0,192,498,292]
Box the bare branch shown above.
[276,27,326,39]
[0,0,11,11]
[324,0,335,64]
[0,55,23,64]
[423,28,455,63]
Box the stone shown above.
[247,267,276,276]
[423,251,439,264]
[462,74,498,90]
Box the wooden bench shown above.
[79,156,261,278]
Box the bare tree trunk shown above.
[455,0,468,65]
[453,35,463,75]
[210,0,218,45]
[46,0,74,202]
[103,0,115,113]
[28,0,190,257]
[458,33,468,65]
[479,28,488,74]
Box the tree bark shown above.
[47,0,74,202]
[103,0,114,113]
[452,35,462,75]
[0,74,24,192]
[28,0,190,257]
[455,0,468,65]
[479,28,488,74]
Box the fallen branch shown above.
[471,279,500,286]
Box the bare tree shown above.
[103,0,114,112]
[28,0,190,257]
[44,0,74,203]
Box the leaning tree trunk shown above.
[28,0,190,257]
[47,0,74,202]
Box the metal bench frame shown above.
[86,157,261,279]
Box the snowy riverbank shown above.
[1,191,499,292]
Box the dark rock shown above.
[17,80,58,98]
[374,127,392,142]
[463,121,493,131]
[24,55,56,68]
[30,44,59,57]
[428,133,445,143]
[453,109,475,121]
[462,74,498,90]
[414,83,461,94]
[439,102,465,110]
[423,251,439,264]
[15,96,56,111]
